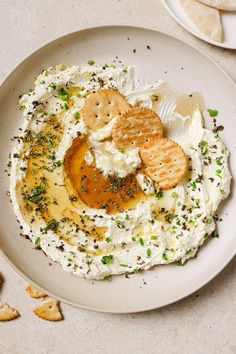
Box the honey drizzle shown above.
[64,137,147,214]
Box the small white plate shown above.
[0,26,236,313]
[162,0,236,49]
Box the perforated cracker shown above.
[0,303,20,321]
[26,284,47,299]
[33,299,62,321]
[112,107,163,150]
[83,89,131,130]
[140,137,188,189]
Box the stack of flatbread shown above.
[179,0,236,42]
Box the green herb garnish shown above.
[87,60,95,65]
[190,181,197,190]
[155,190,163,199]
[49,82,56,89]
[139,237,144,246]
[198,140,208,155]
[58,87,68,101]
[216,156,223,166]
[115,219,125,229]
[146,248,152,257]
[207,109,218,117]
[73,112,80,119]
[171,192,178,198]
[176,260,184,266]
[101,255,113,265]
[162,252,168,261]
[40,219,59,234]
[34,236,41,245]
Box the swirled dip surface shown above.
[10,64,231,279]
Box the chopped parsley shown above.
[105,237,112,243]
[73,111,80,119]
[162,252,168,261]
[115,219,125,229]
[34,236,41,245]
[155,190,163,199]
[151,235,157,240]
[49,82,56,89]
[139,237,144,246]
[216,169,222,178]
[58,87,68,101]
[60,102,68,110]
[190,181,197,190]
[171,192,178,198]
[146,248,152,257]
[125,213,130,220]
[119,263,128,267]
[133,268,139,274]
[26,178,47,203]
[211,230,219,238]
[220,189,225,195]
[101,255,113,265]
[216,156,223,166]
[185,249,192,255]
[198,140,208,155]
[207,108,218,117]
[87,60,95,65]
[40,219,59,234]
[122,69,128,73]
[176,260,184,266]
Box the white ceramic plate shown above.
[0,26,235,313]
[162,0,236,49]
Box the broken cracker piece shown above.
[83,89,131,130]
[140,137,188,189]
[26,284,47,298]
[0,303,20,321]
[112,107,163,150]
[33,299,62,321]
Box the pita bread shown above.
[179,0,223,42]
[197,0,236,10]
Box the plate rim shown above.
[161,0,236,50]
[0,24,236,313]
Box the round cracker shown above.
[83,89,131,130]
[33,299,62,321]
[0,303,20,321]
[112,107,163,149]
[140,137,188,190]
[26,284,47,299]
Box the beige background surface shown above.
[0,1,236,353]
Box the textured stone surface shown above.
[0,1,236,353]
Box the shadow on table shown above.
[0,272,4,293]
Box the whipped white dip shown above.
[10,64,231,279]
